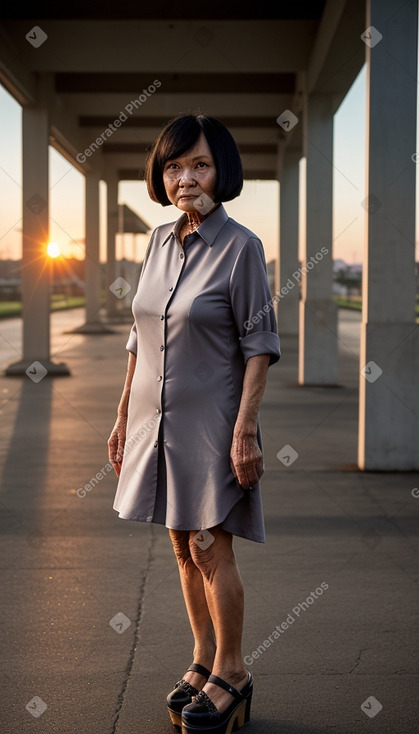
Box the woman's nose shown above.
[179,169,195,186]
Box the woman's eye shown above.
[196,162,208,168]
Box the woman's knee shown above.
[188,527,234,582]
[169,529,191,568]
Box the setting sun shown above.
[47,241,61,258]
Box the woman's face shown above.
[162,132,217,213]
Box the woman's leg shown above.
[188,525,248,713]
[169,529,216,689]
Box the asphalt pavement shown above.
[0,308,418,734]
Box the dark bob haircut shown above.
[145,114,243,206]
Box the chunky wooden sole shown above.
[168,707,182,730]
[181,697,251,734]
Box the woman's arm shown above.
[108,352,137,476]
[230,354,271,490]
[117,351,137,416]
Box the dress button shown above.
[169,286,173,291]
[160,314,165,320]
[156,408,161,414]
[160,345,164,351]
[179,253,184,259]
[157,375,162,381]
[154,441,158,447]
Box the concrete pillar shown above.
[106,177,119,318]
[299,93,338,385]
[71,173,113,333]
[358,0,419,469]
[277,149,300,337]
[5,106,69,377]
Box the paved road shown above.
[0,308,91,369]
[0,307,418,734]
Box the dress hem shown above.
[113,507,266,544]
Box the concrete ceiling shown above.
[0,1,366,182]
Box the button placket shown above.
[154,330,164,444]
[154,248,185,449]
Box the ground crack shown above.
[111,525,157,733]
[348,647,368,673]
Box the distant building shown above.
[333,259,362,297]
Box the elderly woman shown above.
[108,113,280,734]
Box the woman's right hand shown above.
[108,414,127,477]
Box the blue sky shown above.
[0,62,416,265]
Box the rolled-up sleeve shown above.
[229,237,281,366]
[126,323,138,356]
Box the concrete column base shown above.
[358,322,419,470]
[299,298,338,385]
[4,359,71,378]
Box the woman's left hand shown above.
[230,426,264,490]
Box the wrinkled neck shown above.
[186,211,205,229]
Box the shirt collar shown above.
[161,203,229,248]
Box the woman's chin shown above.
[176,200,199,213]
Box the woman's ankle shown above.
[192,644,216,670]
[210,660,248,684]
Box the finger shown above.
[233,463,248,488]
[108,435,118,462]
[232,439,253,489]
[244,466,258,489]
[231,437,262,488]
[238,458,254,490]
[233,465,248,487]
[116,435,126,463]
[231,437,247,486]
[243,439,257,489]
[243,451,264,487]
[111,454,123,477]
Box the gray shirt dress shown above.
[113,203,281,543]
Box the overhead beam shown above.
[56,73,295,94]
[61,92,289,118]
[101,143,278,155]
[79,116,282,128]
[0,2,327,20]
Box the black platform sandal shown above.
[167,663,212,730]
[181,671,253,733]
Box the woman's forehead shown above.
[168,134,212,162]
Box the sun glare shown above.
[47,241,61,258]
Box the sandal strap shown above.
[207,674,246,700]
[187,663,212,679]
